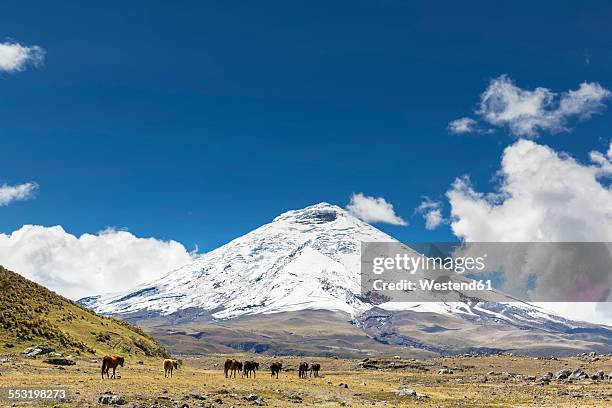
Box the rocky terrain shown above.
[0,352,610,407]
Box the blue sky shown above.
[2,0,612,251]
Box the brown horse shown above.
[298,362,309,379]
[243,361,259,378]
[101,356,124,379]
[310,363,321,377]
[270,362,282,378]
[164,359,179,378]
[224,359,242,378]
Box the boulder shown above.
[189,391,205,400]
[249,397,265,405]
[438,368,453,375]
[538,377,551,385]
[591,370,605,381]
[556,369,571,380]
[23,345,55,357]
[393,388,417,397]
[571,369,588,379]
[98,394,126,405]
[24,347,43,357]
[44,358,76,366]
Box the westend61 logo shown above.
[372,253,486,275]
[360,242,612,303]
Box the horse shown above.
[270,362,282,379]
[310,363,321,377]
[298,362,309,379]
[164,359,179,378]
[224,359,242,378]
[101,356,124,379]
[243,361,259,378]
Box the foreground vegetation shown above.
[0,353,610,407]
[0,266,168,359]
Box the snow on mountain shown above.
[79,202,589,330]
[81,203,394,319]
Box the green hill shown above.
[0,266,169,359]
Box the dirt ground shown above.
[0,353,610,407]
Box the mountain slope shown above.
[0,266,169,358]
[80,203,393,319]
[79,203,612,356]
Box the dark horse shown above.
[101,355,124,379]
[270,362,282,379]
[164,359,179,378]
[224,359,242,378]
[243,361,259,378]
[298,362,309,379]
[310,363,321,377]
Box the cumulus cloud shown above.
[450,75,611,137]
[0,41,45,72]
[446,139,612,324]
[346,193,407,226]
[448,117,477,134]
[0,225,195,299]
[447,140,612,241]
[415,198,445,230]
[0,182,38,206]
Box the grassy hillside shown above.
[0,266,169,359]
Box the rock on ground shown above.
[556,369,571,380]
[44,357,76,366]
[99,394,126,405]
[393,387,417,397]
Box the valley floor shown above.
[0,354,610,407]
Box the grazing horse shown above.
[243,361,259,378]
[298,362,309,379]
[270,362,282,379]
[101,356,124,379]
[164,359,179,378]
[310,363,321,377]
[224,359,242,378]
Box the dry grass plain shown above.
[0,353,610,407]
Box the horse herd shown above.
[100,355,322,380]
[224,359,322,379]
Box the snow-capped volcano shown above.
[80,202,612,356]
[81,202,394,319]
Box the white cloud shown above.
[446,139,612,325]
[448,117,477,134]
[415,198,445,230]
[0,41,45,72]
[450,75,611,137]
[447,139,612,241]
[0,225,195,299]
[346,193,407,226]
[0,182,38,206]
